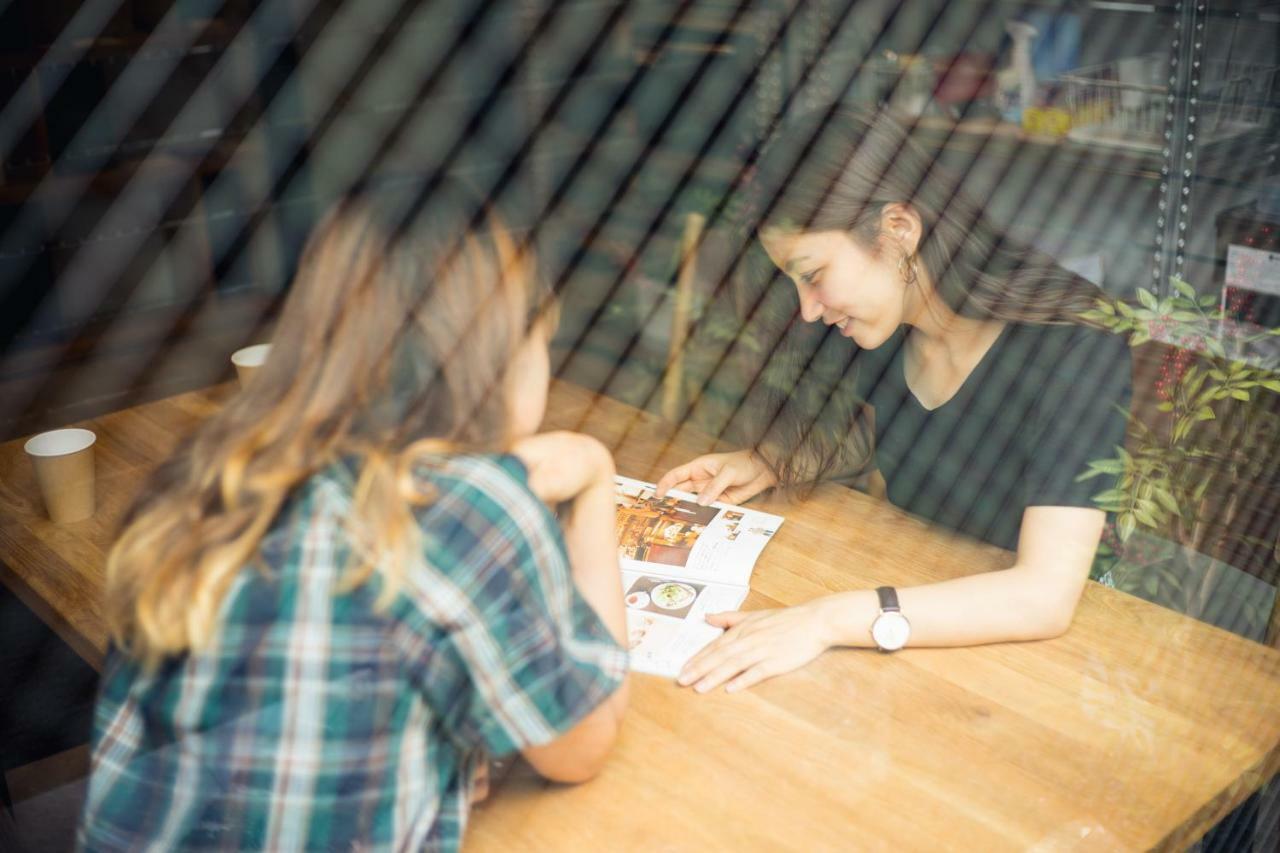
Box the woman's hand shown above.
[654,450,777,506]
[512,431,615,506]
[677,603,833,693]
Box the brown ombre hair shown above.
[740,107,1108,489]
[105,183,553,669]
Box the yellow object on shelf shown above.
[1022,106,1072,137]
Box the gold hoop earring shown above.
[898,254,919,286]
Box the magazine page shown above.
[613,476,783,588]
[621,570,749,678]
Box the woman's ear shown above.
[880,203,923,255]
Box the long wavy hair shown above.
[105,183,551,670]
[740,107,1107,489]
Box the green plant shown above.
[1078,277,1280,609]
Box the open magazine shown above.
[613,475,784,678]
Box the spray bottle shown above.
[996,21,1038,124]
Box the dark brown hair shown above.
[741,107,1106,489]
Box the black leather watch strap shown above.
[875,586,900,612]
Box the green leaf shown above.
[1197,407,1216,421]
[1171,311,1201,322]
[1130,330,1151,347]
[1157,401,1175,412]
[1209,369,1228,381]
[1192,478,1212,502]
[1261,379,1280,394]
[1118,514,1137,542]
[1138,289,1159,310]
[1090,459,1127,474]
[1076,469,1108,482]
[1230,388,1251,402]
[1205,338,1227,358]
[1116,301,1136,318]
[1128,417,1156,440]
[1200,294,1219,308]
[1174,278,1198,300]
[1097,300,1116,315]
[1092,488,1130,504]
[1243,601,1259,626]
[1158,566,1184,591]
[1153,488,1182,517]
[1143,573,1159,596]
[1134,507,1159,528]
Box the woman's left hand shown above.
[677,603,832,693]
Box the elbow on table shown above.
[1038,613,1074,641]
[521,680,629,784]
[527,747,613,785]
[524,719,620,784]
[1034,591,1083,640]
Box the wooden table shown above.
[2,381,1279,851]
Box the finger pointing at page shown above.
[655,463,695,498]
[656,456,718,497]
[696,466,737,506]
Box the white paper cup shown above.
[231,343,271,386]
[24,428,97,523]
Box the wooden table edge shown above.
[1158,741,1280,850]
[1,556,106,672]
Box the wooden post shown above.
[662,212,705,423]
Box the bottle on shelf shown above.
[995,20,1038,125]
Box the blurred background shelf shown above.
[0,0,1276,568]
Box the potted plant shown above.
[1078,278,1280,639]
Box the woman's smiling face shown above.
[759,228,908,350]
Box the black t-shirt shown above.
[854,321,1132,552]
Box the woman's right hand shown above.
[511,431,616,507]
[654,450,777,506]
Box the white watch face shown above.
[872,611,910,651]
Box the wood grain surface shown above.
[1,381,1278,851]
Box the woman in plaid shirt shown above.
[78,183,630,851]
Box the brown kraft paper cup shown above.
[231,343,271,386]
[24,428,97,523]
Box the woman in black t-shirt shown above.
[655,108,1131,693]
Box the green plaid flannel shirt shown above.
[78,454,627,852]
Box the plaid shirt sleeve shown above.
[391,454,628,758]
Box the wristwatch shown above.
[870,586,911,652]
